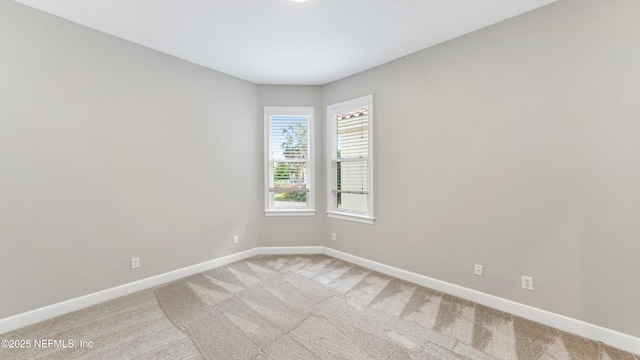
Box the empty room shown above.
[1,0,639,359]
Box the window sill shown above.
[264,209,317,217]
[327,211,375,224]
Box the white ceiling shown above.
[13,0,556,85]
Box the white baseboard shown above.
[0,248,260,335]
[322,247,640,355]
[256,246,325,255]
[1,246,638,355]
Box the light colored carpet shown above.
[1,254,637,359]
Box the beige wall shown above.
[322,0,640,337]
[0,1,260,318]
[2,0,639,339]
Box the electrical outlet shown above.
[233,235,239,245]
[331,233,337,241]
[522,276,534,290]
[131,257,140,269]
[474,264,483,276]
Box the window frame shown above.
[264,106,316,216]
[326,95,374,224]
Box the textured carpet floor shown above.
[2,254,637,359]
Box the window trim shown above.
[264,106,316,216]
[326,95,374,224]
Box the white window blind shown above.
[334,109,369,212]
[327,95,374,223]
[264,107,315,215]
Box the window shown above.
[327,95,374,224]
[264,107,315,216]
